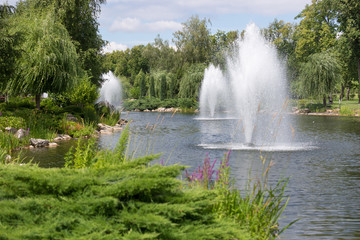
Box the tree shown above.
[8,11,79,109]
[263,19,296,58]
[294,0,338,61]
[149,76,155,98]
[160,74,167,100]
[173,15,212,64]
[137,70,147,98]
[16,0,106,86]
[337,0,360,103]
[0,4,17,93]
[178,63,206,99]
[299,51,341,106]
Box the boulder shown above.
[113,126,123,131]
[117,119,128,126]
[30,138,49,148]
[100,129,113,134]
[53,134,72,142]
[48,143,59,148]
[5,127,17,134]
[15,129,26,139]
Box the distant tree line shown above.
[102,15,239,104]
[104,0,360,107]
[1,0,359,109]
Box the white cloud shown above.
[102,0,311,34]
[109,18,142,32]
[109,18,182,33]
[176,0,311,15]
[102,41,128,53]
[146,21,183,32]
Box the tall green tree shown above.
[337,0,360,102]
[178,63,206,99]
[294,0,338,61]
[0,4,17,93]
[16,0,106,85]
[137,70,147,98]
[149,75,155,98]
[173,15,212,64]
[8,11,79,109]
[299,51,341,106]
[160,74,167,100]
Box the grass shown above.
[0,98,121,153]
[294,98,360,116]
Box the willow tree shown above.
[299,51,341,106]
[8,11,79,109]
[15,0,106,86]
[0,4,17,93]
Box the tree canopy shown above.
[7,10,79,109]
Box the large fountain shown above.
[199,23,292,149]
[97,71,122,110]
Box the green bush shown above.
[0,116,26,131]
[339,106,355,116]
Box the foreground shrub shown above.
[0,132,252,239]
[0,116,25,131]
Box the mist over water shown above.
[97,71,122,110]
[199,23,291,147]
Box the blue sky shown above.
[1,0,312,52]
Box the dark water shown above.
[22,112,360,239]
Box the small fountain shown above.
[97,71,122,110]
[198,23,291,149]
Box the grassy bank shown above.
[122,97,197,112]
[0,96,120,153]
[294,98,360,116]
[0,127,292,239]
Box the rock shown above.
[158,108,166,112]
[66,113,78,122]
[53,134,72,142]
[5,127,17,134]
[5,154,11,162]
[144,109,151,112]
[97,123,113,131]
[113,126,122,131]
[62,134,72,140]
[117,119,128,126]
[53,137,62,142]
[292,107,298,112]
[30,138,49,148]
[100,130,113,134]
[15,129,26,139]
[16,129,27,139]
[48,143,58,148]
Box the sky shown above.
[1,0,312,52]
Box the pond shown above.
[22,112,360,239]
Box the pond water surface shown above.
[23,112,360,239]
